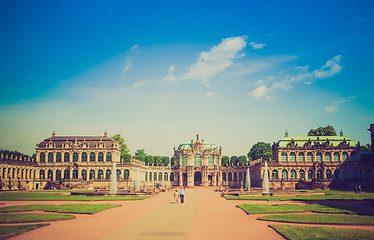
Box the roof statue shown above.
[285,130,288,137]
[340,129,344,137]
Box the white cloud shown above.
[249,42,266,49]
[132,80,149,88]
[128,44,139,53]
[205,91,219,97]
[249,85,270,99]
[324,96,356,113]
[161,65,178,82]
[312,55,342,79]
[123,57,133,73]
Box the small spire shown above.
[196,134,199,141]
[52,131,55,137]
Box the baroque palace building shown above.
[1,124,373,191]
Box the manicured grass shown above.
[226,192,374,201]
[0,192,149,201]
[0,224,49,240]
[269,224,374,240]
[0,213,75,223]
[259,214,374,225]
[238,204,354,215]
[0,204,120,214]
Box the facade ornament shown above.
[340,130,344,137]
[52,131,56,137]
[285,130,288,137]
[104,131,108,137]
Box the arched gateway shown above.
[172,135,222,187]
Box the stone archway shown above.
[194,171,202,186]
[182,173,187,186]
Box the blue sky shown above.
[0,0,373,156]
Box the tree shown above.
[308,125,337,136]
[162,156,170,166]
[247,142,272,161]
[122,153,131,163]
[230,156,238,166]
[110,134,130,154]
[136,155,145,162]
[221,156,229,166]
[134,149,146,160]
[263,152,273,161]
[360,144,372,152]
[145,155,154,166]
[154,156,162,166]
[238,155,247,165]
[170,156,175,166]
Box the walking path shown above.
[8,187,283,240]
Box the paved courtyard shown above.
[8,187,284,240]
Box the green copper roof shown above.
[178,143,218,150]
[277,136,357,148]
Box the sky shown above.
[0,0,373,157]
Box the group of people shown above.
[174,187,185,204]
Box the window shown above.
[281,152,287,162]
[64,153,70,162]
[98,152,103,162]
[106,152,112,162]
[326,170,332,179]
[298,153,305,162]
[98,170,104,179]
[56,170,61,181]
[208,155,214,166]
[350,152,357,161]
[90,170,95,180]
[164,172,168,181]
[316,153,322,162]
[64,170,70,179]
[73,152,78,162]
[342,152,348,162]
[90,152,95,162]
[222,172,227,181]
[282,170,288,179]
[228,172,232,181]
[145,172,148,181]
[40,153,45,163]
[334,170,340,179]
[233,172,237,181]
[154,172,157,181]
[290,153,296,162]
[182,155,188,166]
[272,170,278,179]
[82,152,87,162]
[290,170,296,179]
[170,173,174,181]
[81,170,87,180]
[159,172,162,181]
[56,152,62,162]
[116,170,121,180]
[149,172,152,181]
[307,153,313,162]
[106,170,111,179]
[307,170,313,180]
[194,154,202,166]
[124,170,129,180]
[316,170,322,179]
[343,170,349,179]
[72,170,78,179]
[299,170,305,180]
[40,170,45,179]
[334,152,340,162]
[48,170,53,180]
[239,172,242,181]
[48,153,53,162]
[325,153,331,162]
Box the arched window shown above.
[316,153,322,162]
[233,172,237,181]
[228,172,232,181]
[56,152,61,162]
[239,172,242,181]
[350,152,357,161]
[307,153,313,162]
[334,152,340,162]
[282,170,288,179]
[81,152,87,162]
[2,168,5,178]
[73,152,78,162]
[149,172,152,181]
[316,170,322,179]
[116,170,121,180]
[342,152,348,161]
[90,170,95,180]
[25,169,28,179]
[182,155,188,166]
[48,153,53,162]
[290,170,296,179]
[98,152,103,162]
[64,152,70,162]
[81,170,87,181]
[334,170,340,179]
[272,170,278,179]
[222,172,227,181]
[40,153,45,163]
[307,170,313,180]
[106,152,112,162]
[64,170,70,179]
[208,155,214,166]
[365,169,373,180]
[298,153,305,162]
[343,170,349,179]
[290,153,296,162]
[106,170,111,179]
[145,172,148,181]
[281,152,287,162]
[12,168,15,178]
[56,170,61,181]
[170,173,174,181]
[326,170,332,179]
[90,152,95,162]
[325,153,331,162]
[124,170,130,180]
[299,170,305,180]
[21,169,24,179]
[164,172,168,181]
[48,170,53,180]
[40,170,45,179]
[72,170,78,179]
[158,172,162,181]
[154,172,157,181]
[98,170,104,179]
[194,154,202,166]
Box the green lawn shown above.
[0,224,49,240]
[0,213,75,223]
[238,204,355,215]
[0,204,120,214]
[269,224,374,240]
[0,192,149,201]
[259,214,374,225]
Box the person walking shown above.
[174,189,179,203]
[180,188,185,204]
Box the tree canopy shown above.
[134,149,146,160]
[162,156,170,166]
[238,155,247,165]
[307,126,337,136]
[145,155,154,166]
[110,134,130,154]
[221,156,229,166]
[247,142,272,161]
